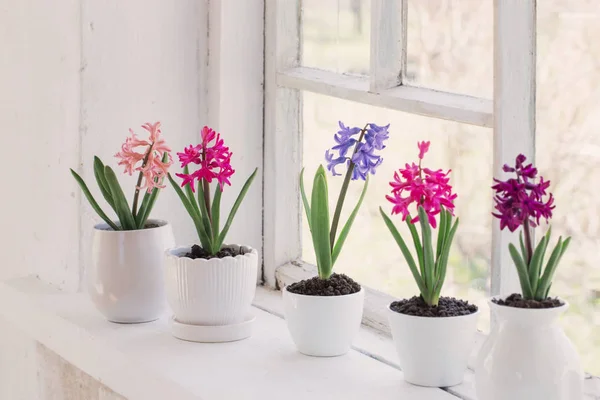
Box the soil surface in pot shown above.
[492,293,563,309]
[390,296,478,317]
[183,244,247,260]
[286,273,361,296]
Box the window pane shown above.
[537,2,600,376]
[302,0,370,75]
[405,0,493,98]
[302,91,492,331]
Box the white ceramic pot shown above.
[164,245,258,326]
[475,297,583,400]
[282,286,364,357]
[388,304,479,387]
[88,219,175,323]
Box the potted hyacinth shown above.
[70,121,175,323]
[475,154,583,400]
[282,121,388,357]
[379,141,479,387]
[165,126,258,343]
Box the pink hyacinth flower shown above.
[115,121,173,192]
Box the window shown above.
[264,0,598,375]
[536,0,600,375]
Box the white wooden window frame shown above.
[264,0,535,331]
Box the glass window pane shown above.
[405,0,493,98]
[302,0,370,75]
[302,91,492,331]
[537,2,600,376]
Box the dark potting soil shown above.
[286,273,361,296]
[390,296,478,317]
[183,244,246,260]
[492,293,563,309]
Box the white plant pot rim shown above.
[166,245,257,264]
[93,219,170,232]
[387,299,480,320]
[488,295,569,312]
[284,285,364,299]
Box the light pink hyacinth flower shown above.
[115,121,173,192]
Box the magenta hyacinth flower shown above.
[175,126,235,191]
[492,154,555,232]
[386,141,456,228]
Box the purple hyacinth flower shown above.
[492,154,555,232]
[350,143,384,180]
[331,135,357,157]
[330,121,360,157]
[351,163,369,180]
[325,150,346,176]
[337,121,362,141]
[365,123,390,150]
[324,121,389,179]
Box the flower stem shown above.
[203,179,211,223]
[201,148,212,224]
[515,173,534,265]
[329,125,368,250]
[131,144,153,218]
[523,218,533,265]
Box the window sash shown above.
[264,0,535,303]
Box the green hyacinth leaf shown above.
[509,243,534,299]
[536,236,570,299]
[380,207,427,297]
[196,181,214,249]
[406,214,425,279]
[544,283,553,299]
[136,153,169,229]
[211,185,223,250]
[310,166,333,279]
[436,207,448,260]
[182,166,201,216]
[93,156,114,210]
[70,169,119,230]
[519,231,528,262]
[528,235,548,295]
[167,173,212,250]
[559,236,571,258]
[300,168,312,232]
[535,236,563,300]
[217,168,258,251]
[103,166,136,230]
[434,216,459,299]
[418,206,435,293]
[331,176,369,266]
[136,188,158,229]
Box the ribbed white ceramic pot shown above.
[88,219,175,323]
[475,297,583,400]
[282,286,364,357]
[388,304,479,387]
[164,245,258,326]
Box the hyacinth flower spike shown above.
[301,121,389,279]
[492,154,570,300]
[70,121,172,230]
[380,141,458,307]
[168,126,257,256]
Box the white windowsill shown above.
[0,276,598,400]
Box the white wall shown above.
[0,0,264,291]
[0,0,81,289]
